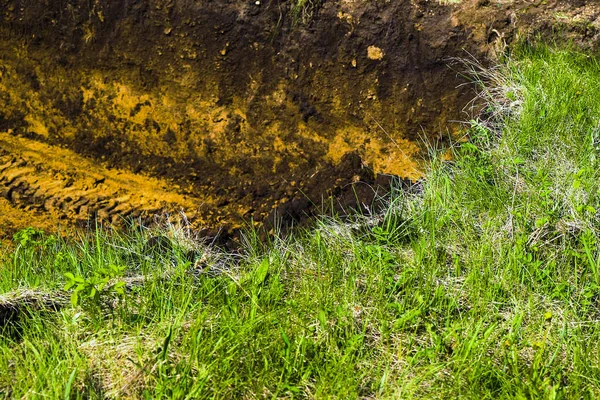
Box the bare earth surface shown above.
[0,0,598,243]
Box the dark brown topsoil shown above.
[0,0,598,245]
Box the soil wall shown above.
[0,0,598,243]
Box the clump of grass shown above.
[2,44,600,398]
[291,0,323,25]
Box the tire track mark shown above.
[0,132,216,231]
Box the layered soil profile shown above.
[0,0,598,244]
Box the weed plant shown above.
[291,0,322,25]
[2,45,600,398]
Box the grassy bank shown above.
[2,45,600,398]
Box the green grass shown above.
[291,0,323,25]
[3,44,600,398]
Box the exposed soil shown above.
[0,131,395,245]
[0,0,599,244]
[0,132,205,228]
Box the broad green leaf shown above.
[161,326,173,360]
[318,309,327,329]
[279,329,291,348]
[253,259,269,285]
[70,291,79,307]
[113,281,126,295]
